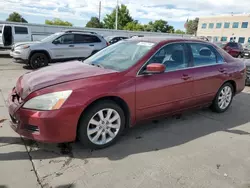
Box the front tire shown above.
[211,83,234,113]
[77,100,125,149]
[30,53,49,69]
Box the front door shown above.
[50,34,75,59]
[186,43,227,106]
[136,43,194,120]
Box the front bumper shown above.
[10,48,30,62]
[7,88,81,143]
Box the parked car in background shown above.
[130,35,144,38]
[10,30,107,69]
[241,43,250,59]
[8,37,246,149]
[0,24,49,48]
[105,36,128,45]
[222,42,244,58]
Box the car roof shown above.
[127,36,209,44]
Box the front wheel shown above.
[77,100,125,149]
[30,53,49,69]
[211,83,234,113]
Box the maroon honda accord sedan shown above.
[8,37,246,148]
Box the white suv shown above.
[10,30,108,69]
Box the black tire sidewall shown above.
[30,53,49,69]
[212,83,234,113]
[78,100,125,149]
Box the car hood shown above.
[14,41,40,48]
[16,61,117,99]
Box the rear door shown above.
[13,26,30,43]
[186,42,227,106]
[73,34,96,58]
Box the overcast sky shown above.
[0,0,249,30]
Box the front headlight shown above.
[21,45,30,49]
[23,90,72,110]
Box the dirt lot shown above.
[1,56,250,188]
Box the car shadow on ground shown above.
[1,92,250,161]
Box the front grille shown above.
[24,124,39,133]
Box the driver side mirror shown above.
[143,63,165,75]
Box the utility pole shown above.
[99,1,101,23]
[115,0,118,30]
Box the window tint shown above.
[55,34,74,44]
[216,23,222,28]
[242,22,248,28]
[202,23,207,29]
[233,22,239,28]
[221,37,227,42]
[208,23,214,29]
[74,34,86,43]
[84,35,101,43]
[189,43,218,67]
[148,43,188,72]
[228,42,238,48]
[238,37,245,44]
[224,22,230,28]
[14,27,28,34]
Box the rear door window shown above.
[188,43,223,67]
[74,34,101,43]
[14,27,28,34]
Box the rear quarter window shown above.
[14,27,28,34]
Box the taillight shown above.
[106,42,109,46]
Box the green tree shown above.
[124,21,144,31]
[175,29,185,34]
[103,4,133,29]
[145,20,174,33]
[186,18,199,35]
[45,18,73,26]
[86,17,103,28]
[6,12,28,23]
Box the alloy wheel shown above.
[87,108,121,145]
[218,86,232,110]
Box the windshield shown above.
[84,41,155,71]
[41,33,62,42]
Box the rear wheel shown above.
[77,100,125,149]
[211,83,234,113]
[30,53,49,69]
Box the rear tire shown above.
[77,100,125,149]
[30,53,49,69]
[211,83,234,113]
